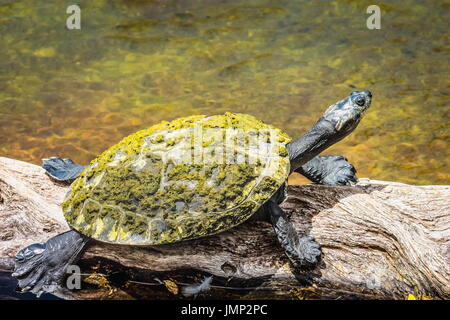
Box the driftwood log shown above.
[0,157,448,300]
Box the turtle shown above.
[13,90,372,296]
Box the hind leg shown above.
[13,229,89,297]
[42,157,86,183]
[267,190,321,269]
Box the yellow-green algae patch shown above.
[63,113,291,245]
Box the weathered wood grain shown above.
[0,157,448,300]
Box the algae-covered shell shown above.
[62,113,291,245]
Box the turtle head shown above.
[322,90,372,135]
[287,90,372,171]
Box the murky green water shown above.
[0,0,448,185]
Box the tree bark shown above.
[0,157,448,300]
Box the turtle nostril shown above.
[364,90,372,98]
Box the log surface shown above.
[0,157,449,300]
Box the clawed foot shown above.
[297,155,358,186]
[286,235,321,269]
[13,242,65,297]
[269,201,322,269]
[42,157,86,182]
[13,230,88,297]
[321,156,357,186]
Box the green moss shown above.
[166,163,192,180]
[122,212,148,235]
[99,205,121,220]
[130,178,160,199]
[202,137,214,147]
[82,200,102,224]
[278,146,288,157]
[218,170,226,180]
[166,138,176,146]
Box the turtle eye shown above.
[355,96,365,106]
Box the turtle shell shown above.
[62,113,291,245]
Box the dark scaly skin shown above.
[13,91,372,295]
[297,155,357,186]
[42,157,87,183]
[265,155,359,269]
[269,201,321,268]
[266,186,321,269]
[13,230,89,297]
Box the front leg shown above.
[268,199,321,269]
[296,155,357,186]
[42,157,86,183]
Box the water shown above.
[0,0,448,299]
[0,0,448,185]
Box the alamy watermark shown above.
[132,126,287,177]
[66,5,81,30]
[66,264,81,289]
[366,5,381,29]
[66,4,381,31]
